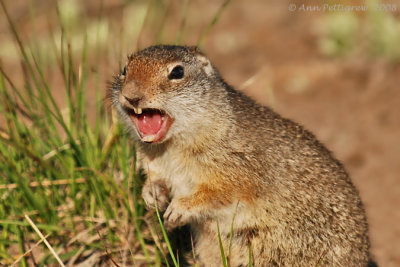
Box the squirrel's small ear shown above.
[196,54,213,76]
[187,46,213,75]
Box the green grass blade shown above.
[216,220,228,267]
[154,205,177,267]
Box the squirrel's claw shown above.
[163,198,192,231]
[142,181,169,212]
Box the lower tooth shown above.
[142,136,156,142]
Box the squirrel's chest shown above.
[141,150,200,198]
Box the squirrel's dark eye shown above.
[122,66,127,76]
[168,65,184,80]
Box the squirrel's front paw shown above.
[163,198,194,231]
[142,180,169,212]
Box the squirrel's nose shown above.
[120,86,144,106]
[119,92,143,110]
[124,95,142,106]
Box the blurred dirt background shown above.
[1,0,399,266]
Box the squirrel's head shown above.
[111,45,226,145]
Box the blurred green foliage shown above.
[317,0,400,61]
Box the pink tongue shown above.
[137,112,163,135]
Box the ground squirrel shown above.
[110,45,375,266]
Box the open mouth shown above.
[125,107,173,143]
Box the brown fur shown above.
[110,45,375,266]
